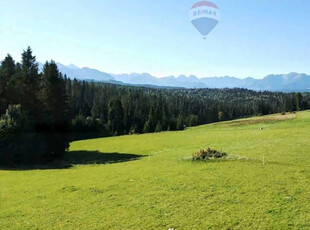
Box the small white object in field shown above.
[129,179,134,182]
[168,228,175,230]
[263,155,265,165]
[260,127,264,130]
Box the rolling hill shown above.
[2,111,310,229]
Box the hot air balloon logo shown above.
[190,1,220,39]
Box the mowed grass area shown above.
[1,111,310,229]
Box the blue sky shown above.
[1,0,310,79]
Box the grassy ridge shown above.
[1,111,310,229]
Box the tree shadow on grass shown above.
[0,151,144,171]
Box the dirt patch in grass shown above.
[227,113,296,127]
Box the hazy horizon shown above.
[44,62,310,80]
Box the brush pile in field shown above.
[192,148,227,161]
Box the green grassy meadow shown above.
[1,111,310,229]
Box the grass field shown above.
[1,111,310,229]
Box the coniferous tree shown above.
[41,61,71,158]
[0,55,16,114]
[108,99,124,135]
[296,93,303,111]
[177,115,184,130]
[20,47,42,119]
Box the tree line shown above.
[1,47,309,165]
[66,80,309,139]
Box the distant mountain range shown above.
[56,63,114,82]
[39,63,310,92]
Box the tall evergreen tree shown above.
[0,55,16,114]
[108,99,124,135]
[41,61,71,158]
[296,93,303,111]
[20,47,41,119]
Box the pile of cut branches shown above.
[192,147,227,161]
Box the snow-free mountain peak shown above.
[39,62,310,92]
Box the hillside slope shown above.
[1,111,310,229]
